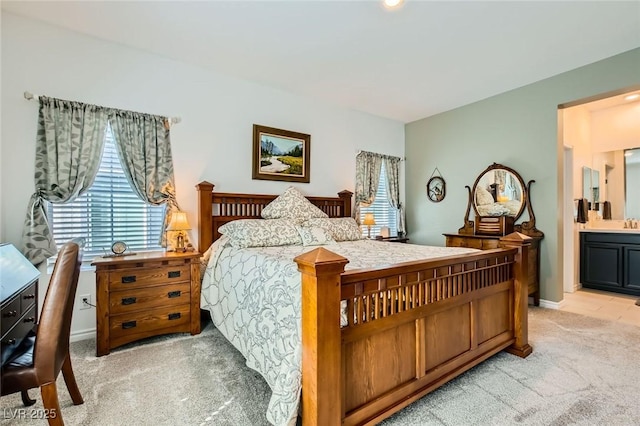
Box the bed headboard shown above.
[195,181,353,253]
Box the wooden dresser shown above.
[444,233,542,306]
[92,250,201,356]
[0,244,39,366]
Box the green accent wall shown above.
[405,48,640,303]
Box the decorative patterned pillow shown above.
[261,187,329,220]
[218,219,302,248]
[296,226,336,246]
[475,186,495,206]
[302,217,363,242]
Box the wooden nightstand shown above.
[91,250,201,356]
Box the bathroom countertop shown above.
[579,228,640,233]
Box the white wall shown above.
[1,13,404,339]
[591,102,640,152]
[563,106,592,200]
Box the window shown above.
[47,124,165,261]
[360,163,398,237]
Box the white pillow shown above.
[296,226,336,246]
[261,187,329,220]
[475,186,495,206]
[302,217,363,242]
[218,219,302,248]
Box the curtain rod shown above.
[23,91,182,126]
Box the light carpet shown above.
[1,307,639,425]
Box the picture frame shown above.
[252,124,310,183]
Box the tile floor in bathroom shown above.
[560,288,640,327]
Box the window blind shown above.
[360,163,398,237]
[48,125,165,260]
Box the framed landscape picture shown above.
[252,124,310,183]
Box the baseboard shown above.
[70,328,96,342]
[538,299,565,310]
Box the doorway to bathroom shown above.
[558,85,640,306]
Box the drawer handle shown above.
[168,271,181,278]
[23,294,36,300]
[121,276,137,284]
[5,338,16,345]
[168,312,181,320]
[23,317,36,323]
[121,297,137,305]
[122,320,137,330]
[3,310,18,318]
[167,290,181,298]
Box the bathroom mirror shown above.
[587,147,639,220]
[582,166,600,205]
[625,148,640,218]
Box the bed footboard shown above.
[294,233,531,426]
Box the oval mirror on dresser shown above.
[444,162,544,305]
[472,164,526,220]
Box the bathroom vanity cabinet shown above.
[580,231,640,296]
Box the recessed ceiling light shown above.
[624,94,640,101]
[383,0,404,9]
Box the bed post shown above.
[196,181,214,253]
[338,190,353,218]
[499,232,533,358]
[294,248,349,426]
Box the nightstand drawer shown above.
[110,304,191,340]
[109,282,191,315]
[108,265,190,291]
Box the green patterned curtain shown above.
[383,156,406,235]
[354,151,383,223]
[22,97,108,265]
[109,111,182,247]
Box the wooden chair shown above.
[1,242,84,425]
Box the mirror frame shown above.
[471,163,527,221]
[459,162,544,238]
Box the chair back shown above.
[32,242,82,383]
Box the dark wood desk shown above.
[0,244,39,366]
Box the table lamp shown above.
[166,211,191,252]
[363,213,376,239]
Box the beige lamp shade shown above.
[363,213,376,226]
[166,211,191,231]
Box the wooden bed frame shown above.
[196,181,532,426]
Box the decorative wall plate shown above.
[427,175,446,202]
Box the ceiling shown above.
[3,1,640,123]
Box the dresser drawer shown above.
[447,236,482,249]
[109,303,191,340]
[109,282,191,315]
[1,306,36,346]
[481,239,500,250]
[108,265,190,291]
[1,296,22,336]
[20,283,37,312]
